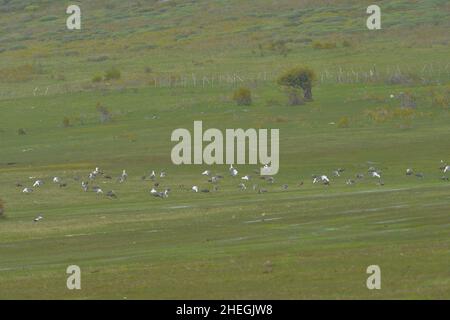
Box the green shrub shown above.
[104,67,121,81]
[62,117,71,128]
[92,74,103,83]
[232,87,252,106]
[342,39,352,48]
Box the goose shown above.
[33,180,43,187]
[22,188,33,194]
[150,188,167,198]
[192,186,199,193]
[95,188,103,194]
[106,191,117,199]
[372,172,381,179]
[266,176,275,184]
[33,215,43,222]
[202,170,211,176]
[120,170,128,182]
[208,176,219,184]
[229,165,238,177]
[321,175,330,184]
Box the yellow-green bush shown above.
[232,87,252,106]
[337,116,350,128]
[312,41,337,50]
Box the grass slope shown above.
[0,0,449,299]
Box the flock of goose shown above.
[17,161,450,222]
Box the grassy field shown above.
[0,0,449,299]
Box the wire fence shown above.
[1,63,449,100]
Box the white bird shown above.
[209,176,219,184]
[149,170,156,180]
[95,188,103,194]
[406,168,414,176]
[321,175,330,183]
[81,181,88,192]
[33,215,43,222]
[150,188,167,198]
[238,183,247,190]
[241,175,250,181]
[22,187,33,194]
[118,170,128,183]
[444,166,450,173]
[160,171,166,178]
[261,164,271,175]
[229,165,238,177]
[390,94,395,99]
[192,186,199,193]
[33,180,43,187]
[53,177,61,183]
[372,172,381,179]
[202,170,211,176]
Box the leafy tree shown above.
[277,66,316,101]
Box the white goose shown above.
[33,180,43,187]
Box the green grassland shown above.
[0,0,449,299]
